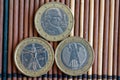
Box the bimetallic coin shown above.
[55,37,94,76]
[35,2,74,41]
[14,37,54,77]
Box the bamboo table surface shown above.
[0,0,120,80]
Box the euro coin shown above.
[14,37,54,77]
[34,2,74,41]
[55,37,94,76]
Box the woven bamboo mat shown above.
[0,0,120,80]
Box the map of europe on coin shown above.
[14,37,54,77]
[55,37,94,76]
[35,2,74,41]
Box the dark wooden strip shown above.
[18,0,24,80]
[74,0,80,37]
[113,0,119,79]
[102,0,109,79]
[8,0,13,80]
[118,3,120,78]
[83,0,89,40]
[0,0,3,79]
[34,0,39,37]
[28,0,34,37]
[53,42,58,80]
[23,0,29,80]
[83,0,89,79]
[92,0,99,80]
[3,0,9,79]
[13,0,19,80]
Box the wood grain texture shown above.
[113,0,119,79]
[70,0,75,37]
[102,0,109,79]
[0,0,3,78]
[88,0,94,78]
[108,0,115,76]
[80,0,84,38]
[23,0,29,80]
[18,0,24,80]
[92,0,99,79]
[4,0,120,79]
[13,0,19,80]
[53,42,58,80]
[97,0,104,79]
[34,0,39,37]
[118,12,120,77]
[8,0,13,80]
[74,0,80,37]
[83,0,89,79]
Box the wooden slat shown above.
[113,0,119,79]
[8,0,13,80]
[92,0,99,79]
[108,0,115,77]
[88,0,94,78]
[83,0,89,79]
[13,0,19,79]
[0,0,3,79]
[18,0,24,80]
[97,0,105,79]
[79,0,84,38]
[102,0,109,79]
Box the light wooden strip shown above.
[98,0,105,79]
[70,0,75,37]
[108,0,115,76]
[80,0,84,38]
[8,0,13,80]
[88,0,94,78]
[79,1,84,79]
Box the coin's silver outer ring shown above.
[55,37,94,76]
[34,2,74,41]
[14,37,54,77]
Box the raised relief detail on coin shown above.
[61,42,88,70]
[41,8,68,35]
[14,37,54,77]
[35,2,74,41]
[20,43,48,71]
[55,37,94,76]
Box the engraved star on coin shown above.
[34,2,74,41]
[14,37,54,77]
[55,37,94,76]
